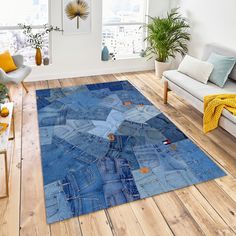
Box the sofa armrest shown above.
[12,55,24,67]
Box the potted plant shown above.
[143,9,190,78]
[18,24,63,66]
[0,83,8,104]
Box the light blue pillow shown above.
[207,53,236,87]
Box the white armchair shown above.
[0,55,32,93]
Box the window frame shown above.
[0,0,51,65]
[102,0,149,59]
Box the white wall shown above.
[170,0,236,60]
[28,0,170,81]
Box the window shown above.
[102,0,148,59]
[0,0,49,65]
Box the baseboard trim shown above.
[26,65,155,82]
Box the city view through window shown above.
[102,0,147,59]
[0,0,147,64]
[0,0,48,65]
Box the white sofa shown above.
[163,44,236,137]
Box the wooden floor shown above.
[1,71,236,236]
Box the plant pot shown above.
[155,60,171,78]
[35,48,42,66]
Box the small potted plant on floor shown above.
[143,9,190,78]
[18,24,63,66]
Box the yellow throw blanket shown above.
[203,94,236,133]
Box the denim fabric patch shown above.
[36,80,226,224]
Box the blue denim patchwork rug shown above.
[36,80,226,224]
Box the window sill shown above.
[102,55,145,62]
[30,64,52,68]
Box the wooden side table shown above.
[0,102,14,199]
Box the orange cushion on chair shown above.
[0,51,17,73]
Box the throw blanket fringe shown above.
[203,94,236,133]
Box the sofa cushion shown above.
[222,109,236,124]
[178,55,214,84]
[207,53,236,87]
[163,70,236,124]
[202,44,236,81]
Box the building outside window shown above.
[102,0,148,59]
[0,0,49,65]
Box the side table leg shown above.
[9,108,15,141]
[4,151,9,197]
[0,151,8,199]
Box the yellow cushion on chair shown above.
[0,51,17,73]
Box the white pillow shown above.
[178,55,214,84]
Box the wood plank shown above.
[47,79,61,89]
[130,198,174,236]
[216,175,236,202]
[107,205,144,236]
[98,74,117,83]
[154,192,204,236]
[196,181,236,232]
[0,84,23,236]
[0,140,15,233]
[176,186,235,235]
[59,78,74,87]
[20,81,51,236]
[79,210,113,236]
[50,219,83,236]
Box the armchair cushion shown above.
[6,65,32,84]
[0,51,17,73]
[0,65,32,84]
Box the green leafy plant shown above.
[0,84,9,104]
[143,9,190,62]
[18,24,63,49]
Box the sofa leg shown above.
[164,80,169,104]
[21,81,29,93]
